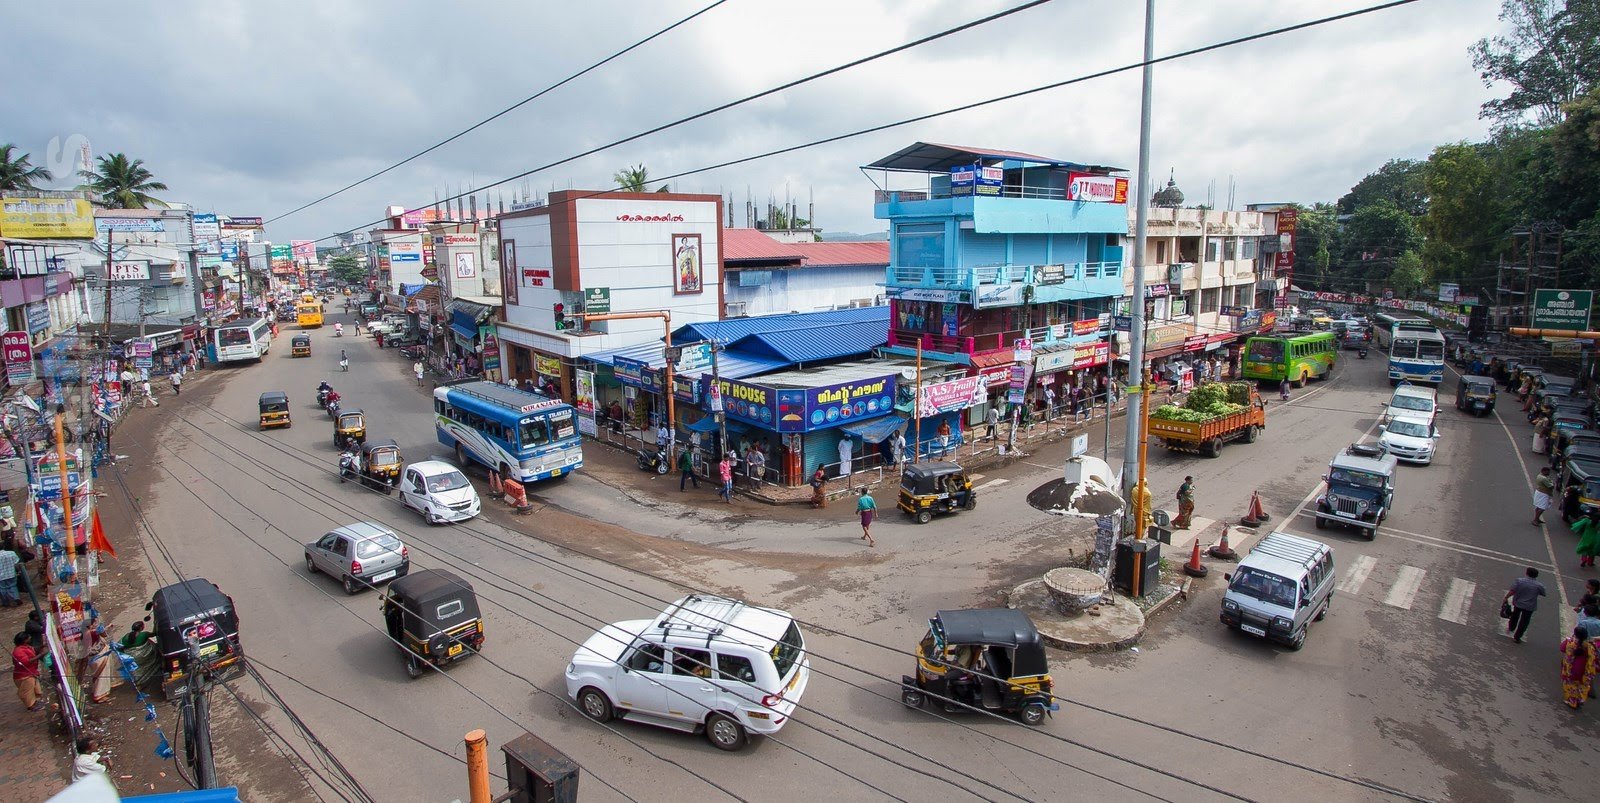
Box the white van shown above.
[565,595,810,751]
[1219,531,1335,650]
[398,460,481,524]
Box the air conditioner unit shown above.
[724,301,748,317]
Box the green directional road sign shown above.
[1532,289,1594,331]
[583,286,611,314]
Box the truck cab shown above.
[1314,444,1397,540]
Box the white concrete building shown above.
[721,228,886,318]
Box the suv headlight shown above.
[1222,600,1238,612]
[1273,616,1293,630]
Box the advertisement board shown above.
[291,240,316,263]
[535,355,562,378]
[25,302,49,335]
[1072,342,1110,369]
[1065,173,1130,204]
[805,375,896,429]
[1437,283,1459,303]
[1532,289,1594,332]
[131,341,153,370]
[222,216,263,228]
[192,213,220,242]
[3,331,35,384]
[269,244,291,262]
[0,197,95,238]
[613,356,649,388]
[389,241,421,263]
[108,261,150,281]
[706,376,775,427]
[583,286,611,314]
[95,217,164,233]
[1274,208,1298,270]
[917,375,986,417]
[480,327,500,373]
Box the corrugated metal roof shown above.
[578,341,784,380]
[722,228,803,262]
[722,229,888,268]
[790,240,888,267]
[729,319,887,364]
[672,306,887,344]
[864,141,1123,174]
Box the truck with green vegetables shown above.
[1148,382,1267,457]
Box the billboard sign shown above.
[291,240,316,263]
[582,286,611,314]
[1437,282,1459,303]
[3,331,35,384]
[917,375,986,417]
[804,375,896,429]
[222,216,263,228]
[389,241,422,262]
[1066,172,1130,204]
[95,217,165,233]
[1274,208,1298,270]
[0,197,95,238]
[108,260,150,281]
[25,302,49,335]
[1532,289,1594,332]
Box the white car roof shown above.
[1391,385,1437,402]
[648,595,795,653]
[409,460,465,477]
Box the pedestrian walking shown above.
[0,547,19,607]
[1503,567,1548,644]
[677,447,698,491]
[1279,378,1291,401]
[936,419,952,456]
[1559,627,1594,710]
[717,455,734,502]
[1073,385,1087,422]
[12,631,42,711]
[413,361,424,385]
[809,468,827,509]
[857,489,876,547]
[1575,511,1600,568]
[1173,475,1196,529]
[890,430,906,467]
[1043,386,1056,421]
[169,370,181,396]
[140,379,158,408]
[745,444,766,483]
[985,406,1000,441]
[1533,467,1555,525]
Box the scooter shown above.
[637,447,669,475]
[334,325,344,337]
[326,395,342,418]
[338,450,359,482]
[316,386,333,409]
[1358,347,1368,359]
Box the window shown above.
[1205,238,1221,262]
[896,223,946,268]
[1201,288,1221,313]
[1223,238,1238,261]
[435,600,465,620]
[1170,295,1189,318]
[1155,240,1168,263]
[627,643,667,673]
[519,417,551,448]
[672,647,711,677]
[356,534,402,558]
[1241,238,1258,260]
[770,622,805,680]
[716,653,757,683]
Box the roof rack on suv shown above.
[656,594,746,647]
[1345,443,1385,459]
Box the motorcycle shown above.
[1358,347,1368,359]
[399,345,425,360]
[338,450,359,482]
[316,386,333,409]
[637,447,669,475]
[326,394,341,418]
[334,324,344,337]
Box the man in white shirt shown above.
[73,737,108,782]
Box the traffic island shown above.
[1008,576,1145,652]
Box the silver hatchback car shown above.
[305,522,410,595]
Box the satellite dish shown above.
[899,368,917,382]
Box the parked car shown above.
[1220,531,1335,651]
[305,522,410,594]
[565,595,810,751]
[399,460,482,524]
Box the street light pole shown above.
[1120,0,1158,595]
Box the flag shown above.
[89,509,116,558]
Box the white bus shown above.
[214,318,272,363]
[1372,312,1437,350]
[1388,328,1446,386]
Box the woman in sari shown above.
[809,468,827,509]
[1576,511,1600,568]
[1560,626,1594,710]
[80,625,116,704]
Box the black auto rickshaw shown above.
[259,391,291,429]
[900,609,1056,726]
[146,578,244,698]
[380,569,485,678]
[334,409,366,449]
[290,333,311,357]
[1455,375,1496,416]
[361,438,403,493]
[897,462,975,524]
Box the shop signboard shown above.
[269,244,291,262]
[1072,342,1110,369]
[219,241,239,261]
[193,213,220,241]
[1457,294,1480,307]
[1437,283,1459,303]
[1182,335,1209,351]
[292,240,316,263]
[222,216,263,228]
[1,197,96,238]
[1034,348,1074,373]
[1145,324,1191,352]
[917,375,985,418]
[389,242,422,263]
[1113,315,1132,332]
[1260,311,1278,330]
[673,342,712,374]
[1144,283,1170,298]
[34,471,82,502]
[891,288,969,304]
[96,217,165,233]
[108,261,150,281]
[574,369,597,437]
[1035,264,1066,285]
[131,341,153,370]
[805,374,896,429]
[979,364,1012,387]
[25,302,50,335]
[1232,309,1264,333]
[706,376,775,427]
[582,286,611,314]
[3,331,35,384]
[1071,318,1100,337]
[974,281,1027,309]
[1274,208,1298,271]
[1065,172,1130,204]
[1531,289,1593,332]
[1013,338,1033,364]
[672,373,699,404]
[479,327,500,372]
[535,354,562,378]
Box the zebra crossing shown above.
[1335,554,1481,626]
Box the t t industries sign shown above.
[1532,289,1594,332]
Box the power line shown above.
[265,0,735,225]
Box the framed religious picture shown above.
[501,240,518,305]
[672,233,702,295]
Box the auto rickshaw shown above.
[334,409,367,449]
[290,333,312,357]
[259,391,291,429]
[900,608,1056,726]
[146,578,244,698]
[380,569,485,678]
[897,462,975,524]
[1455,375,1496,416]
[361,438,403,493]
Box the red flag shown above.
[89,509,117,558]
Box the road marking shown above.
[1337,555,1376,594]
[1438,579,1476,625]
[1384,565,1426,610]
[969,473,986,482]
[975,478,1010,491]
[1291,510,1553,565]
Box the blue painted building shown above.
[867,142,1128,428]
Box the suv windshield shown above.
[1330,468,1386,490]
[1230,567,1298,608]
[1390,395,1433,412]
[770,621,805,682]
[1387,419,1430,438]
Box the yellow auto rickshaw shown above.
[361,439,403,494]
[896,462,975,524]
[291,334,312,357]
[259,391,291,429]
[334,409,367,449]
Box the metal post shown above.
[101,230,115,345]
[663,320,676,465]
[913,341,922,462]
[465,729,491,803]
[711,340,725,464]
[1121,0,1157,534]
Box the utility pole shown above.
[1118,0,1158,597]
[579,311,675,463]
[709,340,725,460]
[101,229,116,347]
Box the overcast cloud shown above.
[2,0,1503,242]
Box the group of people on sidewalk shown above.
[1501,570,1600,711]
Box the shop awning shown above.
[580,343,785,380]
[841,414,907,443]
[446,299,494,323]
[684,417,750,434]
[450,320,479,340]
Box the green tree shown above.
[1339,200,1423,287]
[1420,142,1505,285]
[612,164,668,193]
[1388,250,1429,297]
[325,251,365,284]
[1292,203,1340,290]
[1470,0,1600,127]
[0,144,53,191]
[78,153,168,208]
[1337,159,1429,216]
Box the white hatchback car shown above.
[565,595,810,751]
[1378,413,1440,465]
[1382,384,1438,424]
[398,460,481,524]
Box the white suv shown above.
[565,595,810,751]
[1382,383,1437,424]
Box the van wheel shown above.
[705,713,747,751]
[455,444,468,468]
[578,687,614,723]
[304,554,316,574]
[1242,425,1259,444]
[915,510,932,525]
[1287,629,1306,651]
[901,688,925,708]
[1018,701,1048,726]
[1315,598,1329,622]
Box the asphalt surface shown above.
[104,313,1600,803]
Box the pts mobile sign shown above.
[1532,289,1594,332]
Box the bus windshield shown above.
[519,416,551,448]
[1247,339,1285,363]
[548,410,575,440]
[219,328,252,346]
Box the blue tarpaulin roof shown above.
[729,319,887,364]
[125,788,242,802]
[684,416,749,434]
[840,414,907,443]
[450,321,479,340]
[399,283,426,297]
[671,307,888,345]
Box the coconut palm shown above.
[612,163,668,193]
[0,144,54,191]
[78,153,168,208]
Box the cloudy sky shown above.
[3,0,1505,243]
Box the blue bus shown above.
[433,381,583,483]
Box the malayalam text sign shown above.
[1532,289,1593,332]
[0,197,95,238]
[3,331,35,384]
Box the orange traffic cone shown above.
[1207,524,1239,561]
[1241,491,1270,527]
[488,469,505,499]
[1183,539,1209,578]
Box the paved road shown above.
[105,315,1599,802]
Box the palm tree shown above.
[0,144,54,191]
[612,164,668,193]
[78,153,168,208]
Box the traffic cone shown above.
[1207,525,1239,561]
[1241,491,1270,527]
[488,469,504,499]
[1183,539,1209,578]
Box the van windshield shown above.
[770,621,805,681]
[1230,567,1298,608]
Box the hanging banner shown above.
[574,369,597,437]
[917,375,986,418]
[535,354,562,378]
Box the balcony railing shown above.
[887,261,1123,290]
[889,319,1110,357]
[875,184,1074,203]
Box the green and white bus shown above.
[1242,331,1338,386]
